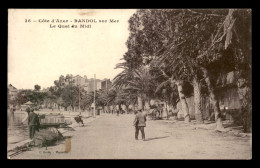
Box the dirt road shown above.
[12,113,251,159]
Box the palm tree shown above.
[113,51,156,112]
[123,66,156,112]
[125,9,205,123]
[113,54,137,89]
[120,90,138,113]
[106,89,118,113]
[154,75,179,119]
[151,51,192,123]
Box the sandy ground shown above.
[11,113,252,159]
[8,125,29,145]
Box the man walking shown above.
[28,109,40,139]
[133,109,146,141]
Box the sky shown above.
[8,9,137,90]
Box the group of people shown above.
[14,105,147,141]
[28,106,147,141]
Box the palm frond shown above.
[155,80,171,93]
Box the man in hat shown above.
[28,108,40,139]
[26,106,31,114]
[133,108,147,141]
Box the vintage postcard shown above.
[7,9,252,159]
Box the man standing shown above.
[133,109,146,141]
[26,106,31,114]
[8,105,15,129]
[28,109,40,139]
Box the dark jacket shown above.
[133,112,146,127]
[26,107,31,113]
[28,112,40,127]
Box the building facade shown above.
[72,75,88,86]
[69,75,109,93]
[87,78,102,92]
[8,84,19,100]
[101,79,112,90]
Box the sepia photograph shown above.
[7,9,252,159]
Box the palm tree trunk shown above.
[102,105,105,113]
[72,105,74,112]
[133,104,136,111]
[108,106,111,113]
[112,105,116,114]
[237,76,252,132]
[119,103,122,114]
[201,67,224,130]
[176,80,190,123]
[144,100,150,110]
[144,97,150,115]
[165,102,169,119]
[125,104,129,114]
[137,95,143,110]
[105,106,109,113]
[193,77,204,124]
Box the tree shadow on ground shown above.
[222,121,243,129]
[144,136,170,141]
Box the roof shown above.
[8,84,17,90]
[73,75,83,78]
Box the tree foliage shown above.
[112,9,251,130]
[34,84,41,91]
[61,84,78,109]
